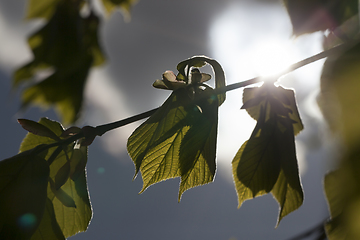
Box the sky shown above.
[0,0,342,239]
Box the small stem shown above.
[29,41,358,151]
[94,108,159,136]
[91,41,357,137]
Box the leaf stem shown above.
[94,108,159,136]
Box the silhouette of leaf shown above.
[14,1,105,124]
[0,149,49,239]
[30,198,65,240]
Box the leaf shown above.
[26,0,60,20]
[54,161,71,190]
[19,118,92,238]
[242,84,303,136]
[101,0,137,19]
[177,56,226,106]
[30,198,65,240]
[18,118,60,141]
[0,150,49,240]
[127,86,219,200]
[49,178,77,208]
[319,42,360,146]
[283,0,358,35]
[324,171,347,240]
[14,1,105,124]
[233,84,303,225]
[232,109,281,208]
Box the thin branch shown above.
[216,40,356,94]
[29,41,357,152]
[94,108,159,136]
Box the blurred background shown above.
[0,0,341,239]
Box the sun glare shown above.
[208,1,317,176]
[248,40,296,77]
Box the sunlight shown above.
[208,1,318,177]
[247,40,296,77]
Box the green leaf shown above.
[30,198,65,240]
[127,86,219,200]
[283,0,358,35]
[233,84,303,225]
[101,0,136,19]
[26,0,60,20]
[324,171,347,240]
[18,118,60,141]
[232,108,281,208]
[0,150,49,240]
[19,118,92,238]
[14,1,105,124]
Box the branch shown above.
[28,41,357,152]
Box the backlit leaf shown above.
[127,85,219,200]
[242,84,303,136]
[0,150,49,240]
[324,171,347,240]
[233,83,303,225]
[19,118,92,238]
[18,118,60,141]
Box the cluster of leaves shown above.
[0,118,91,239]
[3,0,360,239]
[127,56,225,200]
[127,57,304,225]
[13,0,135,125]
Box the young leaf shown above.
[177,56,226,106]
[18,118,60,141]
[19,118,92,238]
[14,1,105,124]
[127,85,219,200]
[0,150,49,240]
[233,84,304,225]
